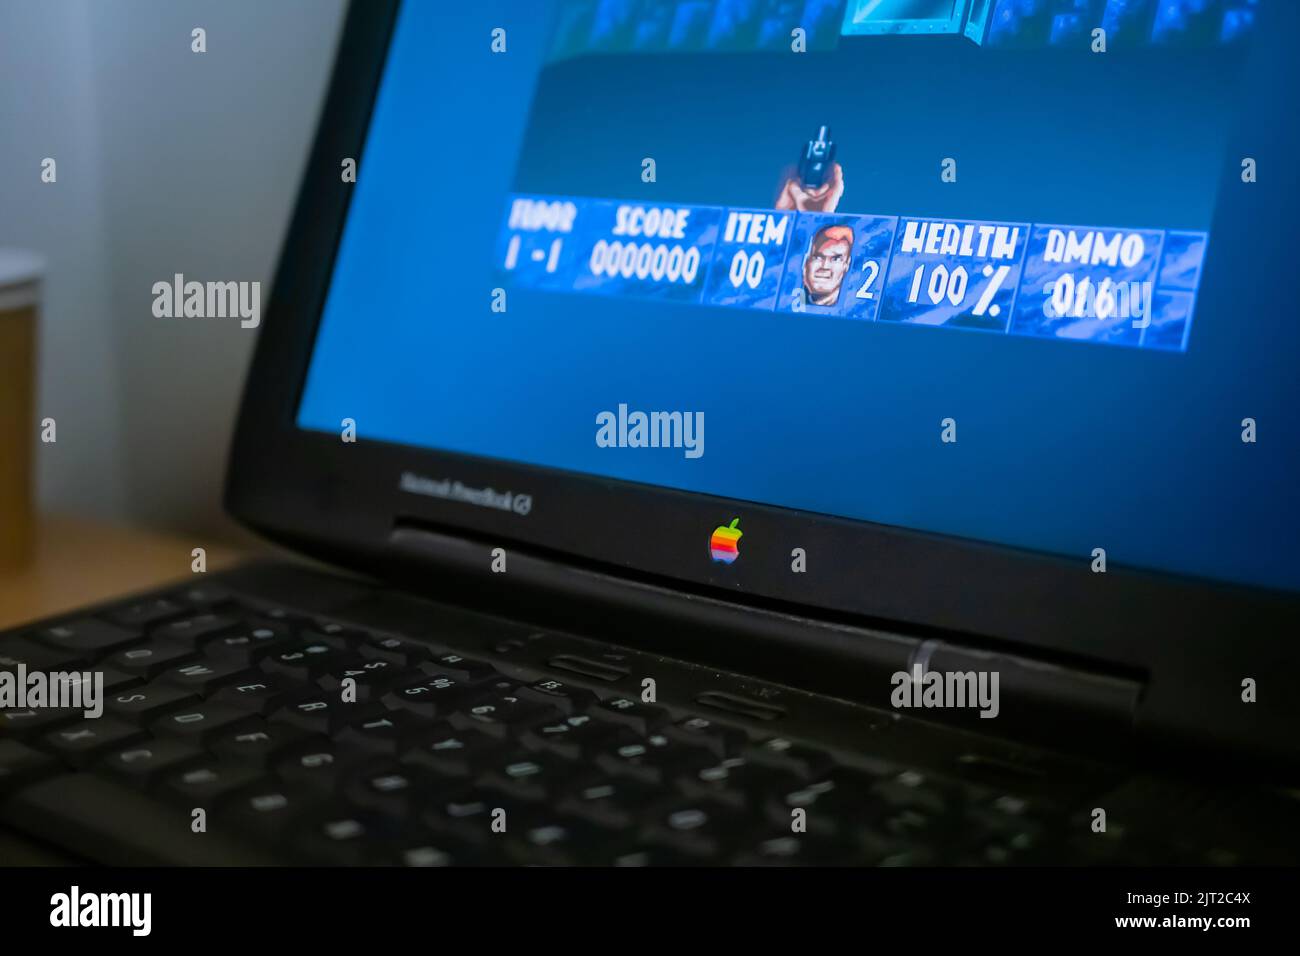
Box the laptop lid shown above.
[227,0,1298,758]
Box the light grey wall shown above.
[0,0,346,541]
[1,2,123,520]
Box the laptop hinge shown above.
[384,522,1143,751]
[901,637,1141,744]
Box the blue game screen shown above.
[297,0,1300,591]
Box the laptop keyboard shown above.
[0,581,1289,865]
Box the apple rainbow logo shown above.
[709,518,743,564]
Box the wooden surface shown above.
[0,301,36,567]
[0,514,246,629]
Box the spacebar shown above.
[1,774,281,866]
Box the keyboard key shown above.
[101,737,205,786]
[872,844,940,866]
[210,674,299,716]
[0,637,87,672]
[732,832,858,866]
[347,763,419,805]
[94,668,142,694]
[164,761,266,805]
[393,836,468,867]
[274,741,372,792]
[209,722,318,768]
[1,707,84,737]
[745,737,833,779]
[239,604,306,628]
[103,682,199,724]
[151,702,259,742]
[291,809,398,865]
[360,633,436,666]
[874,769,957,817]
[422,788,527,845]
[260,640,346,681]
[383,673,490,720]
[154,613,241,646]
[766,771,880,837]
[317,657,406,701]
[642,797,756,858]
[103,597,187,629]
[589,696,668,735]
[0,739,59,794]
[959,808,1048,865]
[593,731,713,786]
[603,842,704,867]
[345,763,452,818]
[506,814,613,866]
[676,758,801,810]
[559,775,660,830]
[41,717,145,766]
[877,804,948,844]
[478,752,577,803]
[400,724,504,778]
[109,639,197,679]
[167,585,237,609]
[200,623,292,664]
[217,782,326,844]
[312,619,369,645]
[664,715,746,759]
[427,652,496,683]
[450,689,559,739]
[521,712,618,760]
[270,693,380,736]
[3,773,278,864]
[34,618,141,656]
[157,658,257,695]
[335,710,433,755]
[516,678,596,715]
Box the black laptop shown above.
[2,0,1297,869]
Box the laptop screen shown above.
[296,0,1298,592]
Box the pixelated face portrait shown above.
[803,225,853,306]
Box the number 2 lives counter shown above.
[497,194,1207,352]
